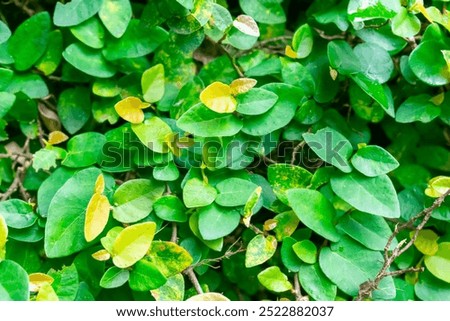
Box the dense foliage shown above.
[0,0,449,301]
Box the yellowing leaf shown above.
[114,96,151,124]
[187,293,230,301]
[94,174,105,194]
[329,67,338,81]
[84,193,110,242]
[29,273,54,292]
[0,215,7,260]
[230,78,257,95]
[430,92,445,106]
[91,249,111,261]
[36,283,59,301]
[112,222,156,268]
[425,176,450,198]
[285,45,298,59]
[200,82,237,113]
[47,131,69,145]
[232,15,260,37]
[412,229,439,256]
[414,3,434,23]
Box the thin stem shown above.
[184,267,203,294]
[170,222,178,243]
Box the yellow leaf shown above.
[329,67,338,81]
[94,174,105,194]
[230,78,257,95]
[430,92,445,106]
[36,283,59,301]
[112,222,156,268]
[415,3,434,23]
[0,215,7,260]
[200,82,237,113]
[425,176,450,198]
[285,45,298,59]
[412,229,439,256]
[84,193,110,242]
[47,131,69,145]
[29,273,54,292]
[114,96,151,124]
[91,249,111,261]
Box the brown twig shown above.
[356,190,450,300]
[170,222,178,244]
[191,239,245,269]
[292,274,308,301]
[184,267,204,294]
[290,141,306,165]
[313,28,346,40]
[220,45,245,77]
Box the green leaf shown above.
[70,17,105,49]
[303,127,353,173]
[102,20,168,60]
[113,178,165,223]
[286,189,340,242]
[0,260,29,300]
[177,103,243,137]
[298,263,337,301]
[391,7,421,38]
[319,236,395,299]
[409,40,450,86]
[151,273,184,301]
[351,145,399,177]
[45,167,113,257]
[32,149,57,172]
[62,132,106,168]
[53,0,103,27]
[281,60,315,97]
[245,235,277,268]
[35,30,63,76]
[0,199,36,229]
[424,242,450,283]
[0,92,15,119]
[292,24,314,59]
[183,178,217,208]
[257,266,292,293]
[268,164,312,204]
[0,21,10,44]
[63,43,116,78]
[236,88,278,116]
[330,172,401,218]
[396,94,441,123]
[337,210,397,251]
[292,240,317,264]
[348,0,401,22]
[350,73,395,117]
[37,167,76,217]
[415,270,450,301]
[353,43,393,84]
[6,74,49,100]
[189,212,223,251]
[99,0,132,38]
[131,117,172,153]
[281,236,303,273]
[112,222,157,268]
[129,259,167,291]
[48,264,79,301]
[154,195,187,222]
[239,0,286,24]
[57,87,91,134]
[147,241,193,277]
[198,203,240,240]
[215,178,259,207]
[242,83,304,136]
[327,40,361,75]
[8,12,51,71]
[100,266,129,289]
[142,64,165,103]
